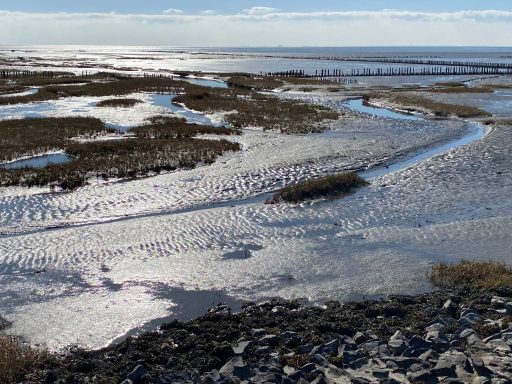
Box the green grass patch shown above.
[430,260,512,290]
[266,172,369,204]
[96,98,142,108]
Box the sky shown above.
[1,1,512,46]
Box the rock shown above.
[372,368,389,379]
[353,331,368,345]
[469,356,493,377]
[442,300,457,315]
[418,349,438,362]
[256,346,272,355]
[409,335,432,350]
[426,323,446,333]
[259,334,279,347]
[431,360,456,377]
[310,354,329,366]
[505,302,512,315]
[297,344,313,354]
[349,357,368,369]
[202,370,221,384]
[388,338,407,355]
[299,363,318,373]
[340,349,364,364]
[459,309,480,326]
[311,339,340,357]
[127,365,148,384]
[252,372,283,383]
[486,339,511,352]
[287,369,305,381]
[252,328,266,337]
[219,357,252,381]
[407,369,438,384]
[232,340,253,356]
[310,375,329,384]
[281,331,299,340]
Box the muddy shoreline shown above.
[21,286,512,383]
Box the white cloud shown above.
[200,10,217,16]
[0,9,511,46]
[242,7,280,15]
[162,8,183,15]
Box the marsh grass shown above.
[0,336,47,384]
[174,91,339,134]
[130,117,240,139]
[0,117,240,189]
[390,93,491,118]
[266,172,369,204]
[96,98,142,108]
[0,117,112,162]
[430,260,512,289]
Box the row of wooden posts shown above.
[266,65,512,78]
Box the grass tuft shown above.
[0,336,47,384]
[96,99,142,108]
[266,172,369,204]
[430,260,512,290]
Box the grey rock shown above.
[409,335,432,350]
[388,338,407,355]
[127,365,148,384]
[409,363,426,373]
[426,323,446,333]
[297,344,313,354]
[252,328,266,337]
[287,369,305,381]
[469,356,493,377]
[259,334,279,347]
[232,340,254,356]
[219,357,253,380]
[310,354,329,366]
[281,331,299,340]
[353,331,368,345]
[202,370,221,384]
[299,363,318,373]
[251,372,283,384]
[505,302,512,315]
[459,309,480,326]
[418,349,439,362]
[349,357,369,369]
[372,368,389,379]
[310,375,329,384]
[407,369,438,384]
[340,349,364,364]
[256,346,272,355]
[386,356,422,371]
[339,335,357,349]
[443,299,457,314]
[431,360,456,377]
[312,339,340,357]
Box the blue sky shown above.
[1,1,512,46]
[2,0,512,14]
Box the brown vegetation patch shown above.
[0,117,112,162]
[266,172,369,204]
[174,91,339,134]
[96,98,142,108]
[389,93,491,118]
[430,260,512,290]
[129,117,240,139]
[0,336,47,384]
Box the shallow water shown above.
[343,98,422,121]
[149,93,218,126]
[360,123,487,179]
[182,78,228,89]
[0,153,73,170]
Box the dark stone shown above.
[127,365,148,384]
[431,360,456,377]
[407,369,438,384]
